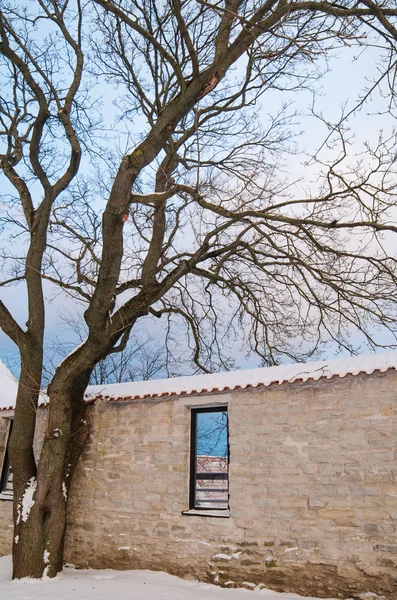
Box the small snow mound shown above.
[0,555,340,599]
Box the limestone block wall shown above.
[0,500,12,556]
[62,370,397,599]
[0,415,12,555]
[0,409,46,556]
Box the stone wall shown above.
[63,370,397,599]
[1,370,397,598]
[0,409,46,556]
[0,416,12,555]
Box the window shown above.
[0,419,13,499]
[190,407,229,511]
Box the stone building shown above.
[1,353,397,599]
[0,360,18,500]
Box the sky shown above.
[1,22,397,378]
[196,410,228,458]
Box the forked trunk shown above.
[12,474,67,579]
[11,384,90,579]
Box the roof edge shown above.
[1,352,396,411]
[82,362,397,405]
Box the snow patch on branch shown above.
[58,340,86,367]
[131,191,170,197]
[62,482,67,502]
[16,503,21,526]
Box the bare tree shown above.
[44,311,167,385]
[1,0,397,580]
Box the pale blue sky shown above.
[1,37,396,377]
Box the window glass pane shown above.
[194,409,228,509]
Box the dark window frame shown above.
[0,418,13,498]
[189,406,229,511]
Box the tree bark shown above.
[11,371,91,579]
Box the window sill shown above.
[182,508,231,518]
[0,493,13,502]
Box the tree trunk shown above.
[12,467,67,579]
[11,372,91,579]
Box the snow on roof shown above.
[0,360,48,411]
[0,360,18,409]
[84,351,397,403]
[1,351,396,412]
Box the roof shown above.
[84,351,397,403]
[0,360,48,412]
[0,360,18,409]
[1,351,397,412]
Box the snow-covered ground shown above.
[0,555,336,600]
